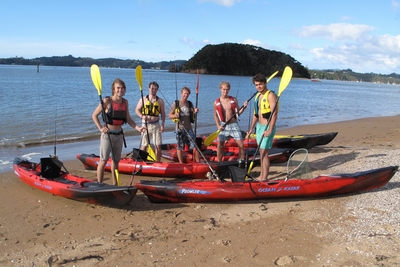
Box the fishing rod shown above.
[49,102,68,173]
[54,103,57,158]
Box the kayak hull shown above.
[202,132,338,149]
[76,153,261,179]
[160,146,293,164]
[13,157,137,207]
[135,166,398,203]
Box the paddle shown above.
[193,69,200,161]
[178,122,222,181]
[90,64,121,186]
[247,66,293,173]
[248,133,304,139]
[135,65,156,161]
[204,70,279,146]
[194,69,200,138]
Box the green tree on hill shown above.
[181,43,311,78]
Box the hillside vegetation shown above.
[181,43,310,78]
[311,69,400,84]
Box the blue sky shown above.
[1,0,399,74]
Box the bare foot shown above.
[254,176,268,182]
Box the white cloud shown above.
[340,16,353,21]
[242,39,262,46]
[199,0,241,7]
[392,0,399,10]
[291,22,400,73]
[308,34,400,73]
[181,37,210,48]
[288,42,306,51]
[297,23,375,41]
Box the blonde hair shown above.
[219,81,231,89]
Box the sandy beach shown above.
[1,115,399,267]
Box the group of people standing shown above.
[92,72,277,185]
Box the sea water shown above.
[1,64,399,172]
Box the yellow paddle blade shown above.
[247,161,254,174]
[115,170,121,186]
[135,65,143,91]
[267,70,279,83]
[147,145,156,161]
[90,64,102,95]
[203,130,220,146]
[278,66,293,97]
[274,134,304,139]
[248,133,304,139]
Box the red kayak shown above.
[13,157,137,207]
[135,165,398,203]
[76,152,261,179]
[160,145,293,164]
[201,132,338,149]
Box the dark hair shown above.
[148,81,159,89]
[111,78,126,95]
[252,73,267,84]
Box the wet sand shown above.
[1,115,399,266]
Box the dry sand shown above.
[1,115,400,267]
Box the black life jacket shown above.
[105,96,127,125]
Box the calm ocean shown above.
[1,64,399,172]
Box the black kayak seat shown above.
[40,157,62,179]
[229,166,255,182]
[131,148,149,161]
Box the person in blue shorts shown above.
[247,74,278,181]
[213,81,247,166]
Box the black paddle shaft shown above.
[222,91,257,127]
[139,88,152,147]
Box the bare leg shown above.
[97,160,106,183]
[140,132,149,156]
[177,149,184,163]
[217,140,224,162]
[155,145,161,162]
[193,148,200,162]
[256,148,270,181]
[236,139,245,161]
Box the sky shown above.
[1,0,400,74]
